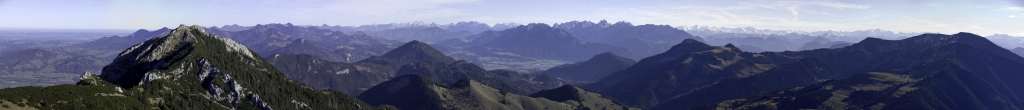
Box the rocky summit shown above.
[0,25,389,110]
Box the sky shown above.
[0,0,1022,36]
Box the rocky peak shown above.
[611,21,633,27]
[76,71,102,85]
[32,24,376,109]
[552,20,597,29]
[523,23,555,30]
[100,24,257,88]
[597,20,611,26]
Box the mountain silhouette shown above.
[359,74,630,110]
[653,32,1024,109]
[543,52,636,84]
[269,40,456,95]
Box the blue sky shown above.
[0,0,1022,36]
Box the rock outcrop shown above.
[0,24,379,109]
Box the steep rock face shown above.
[360,74,629,110]
[0,25,380,109]
[99,25,214,87]
[463,23,640,62]
[543,52,636,84]
[652,32,1024,109]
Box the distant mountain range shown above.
[210,23,399,63]
[326,21,522,33]
[269,40,564,95]
[679,25,1024,53]
[221,21,524,34]
[0,28,173,88]
[678,25,925,42]
[555,20,703,58]
[364,27,476,43]
[267,40,455,95]
[457,23,640,62]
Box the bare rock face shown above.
[99,24,260,88]
[94,24,273,109]
[3,24,375,109]
[196,58,250,109]
[249,93,273,110]
[75,71,101,85]
[100,24,205,87]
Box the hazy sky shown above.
[1,0,1022,36]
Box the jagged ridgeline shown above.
[0,25,391,110]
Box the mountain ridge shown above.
[359,74,630,110]
[0,24,385,109]
[462,23,640,62]
[651,32,1024,109]
[543,52,636,84]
